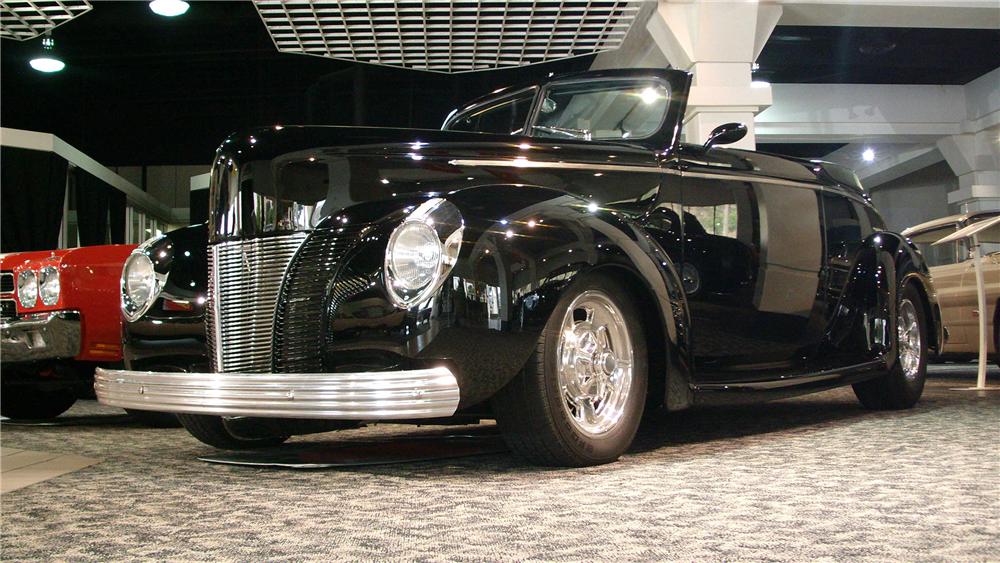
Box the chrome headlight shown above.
[121,241,167,321]
[384,198,463,308]
[16,270,37,308]
[38,266,60,306]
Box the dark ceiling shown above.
[0,1,593,165]
[1,3,998,166]
[757,25,1000,84]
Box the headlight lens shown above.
[121,252,159,321]
[384,198,463,308]
[388,222,442,291]
[38,266,60,306]
[16,270,37,308]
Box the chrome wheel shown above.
[556,290,634,436]
[898,298,922,381]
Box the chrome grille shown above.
[0,272,13,294]
[208,233,308,373]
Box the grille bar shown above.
[273,226,368,372]
[1,298,15,321]
[208,233,308,373]
[0,271,13,294]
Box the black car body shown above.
[97,69,941,466]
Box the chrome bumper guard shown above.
[94,367,461,420]
[1,311,81,363]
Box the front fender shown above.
[321,184,691,409]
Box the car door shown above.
[910,224,969,353]
[677,170,827,383]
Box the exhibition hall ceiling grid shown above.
[254,0,642,72]
[0,0,91,40]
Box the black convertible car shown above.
[97,68,941,466]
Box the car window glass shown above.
[681,179,758,299]
[532,80,669,141]
[909,226,959,267]
[864,205,886,232]
[823,194,863,261]
[446,91,534,135]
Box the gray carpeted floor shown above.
[2,365,998,561]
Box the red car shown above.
[1,245,176,425]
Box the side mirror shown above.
[703,123,748,149]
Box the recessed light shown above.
[149,0,190,17]
[862,148,876,162]
[30,36,64,73]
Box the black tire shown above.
[492,273,648,466]
[853,284,928,410]
[0,384,77,420]
[177,414,289,450]
[125,409,182,428]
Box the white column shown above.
[645,1,780,149]
[937,130,1000,213]
[937,68,1000,213]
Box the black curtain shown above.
[108,187,126,244]
[75,168,110,246]
[190,188,209,225]
[1,147,69,252]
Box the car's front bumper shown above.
[1,311,81,363]
[94,367,461,420]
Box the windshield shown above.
[532,79,669,141]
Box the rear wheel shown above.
[853,284,927,410]
[177,414,289,450]
[492,273,648,466]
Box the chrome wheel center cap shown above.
[600,352,618,375]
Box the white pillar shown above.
[645,1,781,149]
[937,128,1000,213]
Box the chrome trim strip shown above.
[678,170,824,191]
[446,157,827,191]
[692,361,884,391]
[94,367,461,420]
[447,158,662,175]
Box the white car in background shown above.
[903,211,1000,365]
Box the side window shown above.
[822,194,863,262]
[863,205,887,232]
[909,226,960,267]
[446,91,534,136]
[681,178,758,298]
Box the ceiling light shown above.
[149,0,189,17]
[29,35,64,73]
[862,148,876,162]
